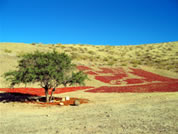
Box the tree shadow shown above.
[0,92,42,103]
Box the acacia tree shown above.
[4,50,88,102]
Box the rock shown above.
[65,96,70,101]
[74,99,80,106]
[59,102,64,106]
[53,100,58,102]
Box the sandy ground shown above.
[0,91,178,134]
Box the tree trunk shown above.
[49,88,55,102]
[45,88,49,102]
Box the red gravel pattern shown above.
[1,65,178,94]
[86,82,178,93]
[130,68,178,82]
[124,79,145,84]
[0,87,94,96]
[85,71,98,75]
[77,66,92,71]
[95,74,127,84]
[94,67,128,85]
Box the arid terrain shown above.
[0,42,178,134]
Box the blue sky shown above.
[0,0,178,46]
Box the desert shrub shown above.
[31,43,36,45]
[113,58,118,62]
[98,49,105,52]
[88,56,95,62]
[167,48,172,51]
[48,46,53,49]
[96,55,101,60]
[78,48,85,53]
[130,60,141,65]
[60,46,66,49]
[88,50,96,55]
[135,52,141,57]
[107,60,115,66]
[70,52,80,60]
[132,64,138,67]
[80,55,89,60]
[83,48,88,51]
[166,65,175,70]
[70,47,78,51]
[108,50,115,55]
[4,49,12,53]
[103,57,109,62]
[121,63,127,66]
[64,49,72,53]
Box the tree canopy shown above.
[4,50,88,102]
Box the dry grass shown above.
[0,91,177,134]
[1,41,177,87]
[0,41,177,75]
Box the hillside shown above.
[0,41,178,88]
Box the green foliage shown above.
[103,57,109,62]
[130,60,141,65]
[3,50,88,102]
[70,47,78,51]
[4,49,12,53]
[88,50,96,55]
[107,60,115,66]
[70,52,80,60]
[121,63,127,66]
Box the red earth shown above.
[0,87,94,96]
[86,82,178,93]
[77,66,178,93]
[0,86,92,106]
[25,97,89,107]
[0,66,178,95]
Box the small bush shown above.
[107,60,115,66]
[132,64,138,67]
[103,57,109,62]
[88,56,95,62]
[88,50,96,55]
[121,63,127,66]
[98,49,104,52]
[71,52,80,60]
[70,47,78,51]
[64,49,72,52]
[80,55,89,60]
[4,49,12,53]
[130,60,141,65]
